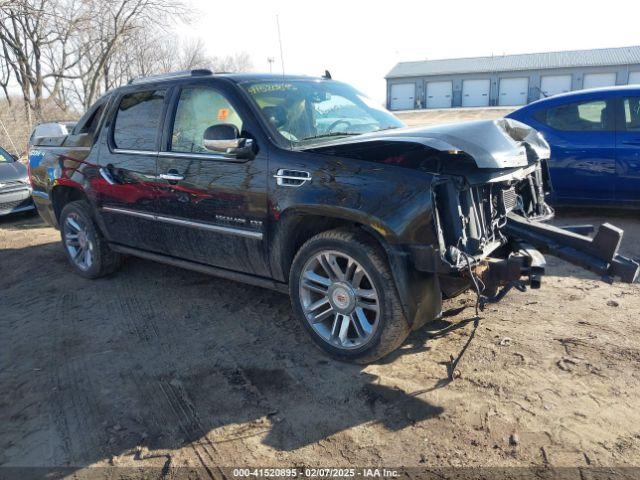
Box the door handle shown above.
[621,139,640,146]
[159,171,184,182]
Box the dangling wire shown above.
[459,250,485,317]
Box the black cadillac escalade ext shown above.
[28,70,639,363]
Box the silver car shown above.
[0,146,34,216]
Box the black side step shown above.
[505,214,639,283]
[109,243,289,293]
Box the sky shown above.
[176,0,640,104]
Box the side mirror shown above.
[203,124,255,160]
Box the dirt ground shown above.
[1,109,640,478]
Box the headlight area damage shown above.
[400,118,639,306]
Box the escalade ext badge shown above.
[26,71,637,364]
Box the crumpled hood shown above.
[0,161,28,182]
[304,118,550,169]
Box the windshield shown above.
[242,80,404,146]
[0,146,14,162]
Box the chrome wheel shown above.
[299,250,380,350]
[63,212,93,271]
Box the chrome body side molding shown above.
[101,206,263,240]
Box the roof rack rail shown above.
[128,69,213,85]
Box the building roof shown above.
[386,46,640,79]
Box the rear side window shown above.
[623,97,640,131]
[538,99,611,131]
[77,103,106,134]
[113,89,166,151]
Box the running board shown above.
[109,243,289,293]
[505,214,639,283]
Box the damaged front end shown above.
[308,117,638,314]
[411,118,639,304]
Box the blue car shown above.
[507,86,640,207]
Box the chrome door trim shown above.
[158,151,245,163]
[102,206,156,220]
[33,145,92,151]
[100,207,263,240]
[155,215,263,239]
[112,148,159,156]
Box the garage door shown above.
[462,79,490,107]
[389,83,415,110]
[583,72,616,89]
[629,71,640,85]
[425,81,452,109]
[540,74,572,98]
[499,77,529,106]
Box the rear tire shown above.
[60,200,122,279]
[290,228,410,364]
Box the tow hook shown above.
[480,280,527,310]
[476,243,546,292]
[518,243,546,289]
[466,243,546,312]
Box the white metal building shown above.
[386,46,640,111]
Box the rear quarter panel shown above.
[29,133,100,227]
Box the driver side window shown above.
[171,87,243,154]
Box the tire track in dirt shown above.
[127,369,225,480]
[47,292,108,466]
[185,289,368,461]
[111,274,264,474]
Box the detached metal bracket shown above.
[505,213,639,283]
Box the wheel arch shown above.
[270,207,441,328]
[51,183,89,226]
[269,206,398,283]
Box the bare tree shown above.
[0,43,11,104]
[0,0,47,125]
[1,0,252,126]
[104,34,211,89]
[86,32,253,92]
[175,37,212,71]
[0,0,87,123]
[210,51,253,73]
[62,0,190,109]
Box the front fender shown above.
[268,148,442,326]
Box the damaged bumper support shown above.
[409,240,546,300]
[505,213,640,284]
[409,214,638,310]
[386,117,637,323]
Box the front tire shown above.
[60,200,122,279]
[290,228,410,363]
